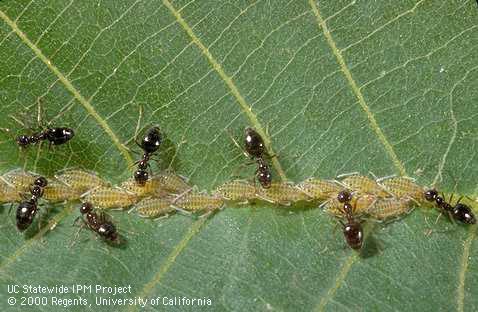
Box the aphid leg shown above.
[336,172,360,179]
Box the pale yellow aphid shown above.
[213,180,256,202]
[135,197,175,218]
[339,175,390,197]
[55,169,109,193]
[173,192,224,212]
[154,172,191,194]
[325,194,377,215]
[1,169,37,193]
[120,178,168,198]
[378,176,425,201]
[43,180,82,203]
[366,197,413,220]
[256,182,310,206]
[0,180,21,203]
[82,186,138,209]
[296,178,342,200]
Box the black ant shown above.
[336,190,363,250]
[2,99,75,149]
[424,189,476,224]
[16,176,48,231]
[74,202,120,244]
[230,127,272,188]
[134,126,162,185]
[16,127,74,148]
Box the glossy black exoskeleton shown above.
[134,127,162,185]
[16,127,74,147]
[244,127,266,158]
[337,190,363,250]
[424,189,476,224]
[256,158,272,188]
[16,176,48,231]
[78,202,119,243]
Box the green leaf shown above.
[1,0,477,311]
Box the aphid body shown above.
[0,180,21,203]
[297,178,342,200]
[213,180,256,202]
[256,181,309,206]
[153,172,191,194]
[135,197,175,218]
[173,192,224,212]
[340,175,389,197]
[378,177,424,201]
[55,169,109,193]
[366,198,413,220]
[82,186,138,209]
[1,169,38,193]
[43,180,81,202]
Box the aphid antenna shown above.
[153,214,173,221]
[336,172,361,179]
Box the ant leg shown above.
[226,129,249,159]
[122,105,144,150]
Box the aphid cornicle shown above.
[77,202,120,244]
[134,126,162,186]
[336,190,364,250]
[424,189,476,224]
[16,176,48,231]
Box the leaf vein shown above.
[308,0,407,177]
[0,9,134,168]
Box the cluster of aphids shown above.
[0,122,476,250]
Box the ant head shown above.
[16,135,30,147]
[337,190,352,203]
[424,189,438,202]
[34,176,48,188]
[80,202,93,214]
[343,222,363,250]
[134,169,149,185]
